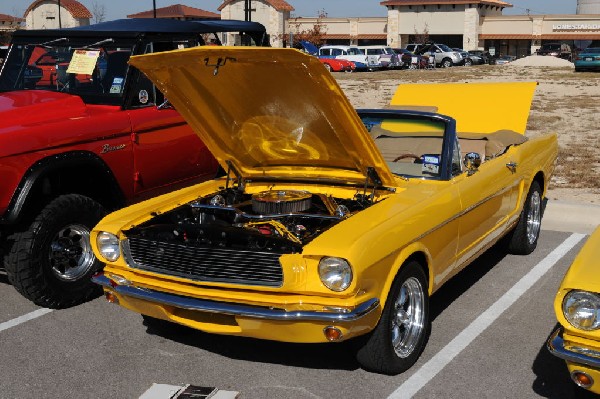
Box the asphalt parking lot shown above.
[0,227,596,399]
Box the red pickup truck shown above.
[0,18,268,308]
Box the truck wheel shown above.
[5,194,106,308]
[442,58,452,68]
[356,261,429,375]
[507,181,542,255]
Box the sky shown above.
[1,1,577,20]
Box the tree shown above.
[287,8,328,48]
[91,2,106,24]
[413,23,430,44]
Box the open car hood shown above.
[129,47,395,187]
[390,81,537,134]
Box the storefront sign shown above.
[553,24,600,31]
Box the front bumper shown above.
[93,273,381,342]
[547,325,600,369]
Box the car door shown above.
[127,41,217,200]
[454,146,523,264]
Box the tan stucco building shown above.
[285,0,600,56]
[24,0,91,30]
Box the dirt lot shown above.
[335,64,600,205]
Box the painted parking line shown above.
[388,233,586,399]
[0,308,54,333]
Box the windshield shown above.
[362,114,453,180]
[437,44,453,52]
[0,40,133,105]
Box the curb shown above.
[543,200,600,235]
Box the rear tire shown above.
[507,181,543,255]
[5,194,106,308]
[356,261,429,375]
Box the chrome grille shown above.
[124,237,283,287]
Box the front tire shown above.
[507,181,543,255]
[441,58,452,68]
[464,58,473,66]
[5,194,106,308]
[356,261,429,375]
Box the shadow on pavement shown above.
[532,330,597,398]
[430,242,507,321]
[143,316,361,372]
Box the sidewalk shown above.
[543,200,600,234]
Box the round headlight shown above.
[318,257,352,292]
[96,232,120,262]
[563,290,600,330]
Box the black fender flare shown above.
[1,151,125,225]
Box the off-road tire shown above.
[5,194,106,308]
[356,261,429,375]
[507,181,543,255]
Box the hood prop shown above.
[362,167,382,204]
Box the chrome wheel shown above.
[526,190,541,245]
[49,224,95,281]
[392,276,425,358]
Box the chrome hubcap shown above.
[49,224,95,281]
[391,277,425,358]
[526,190,541,245]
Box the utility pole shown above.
[244,0,252,22]
[58,0,62,28]
[153,0,157,18]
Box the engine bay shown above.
[124,188,373,254]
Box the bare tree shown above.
[91,2,106,24]
[413,23,430,44]
[286,8,329,48]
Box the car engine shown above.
[124,189,371,255]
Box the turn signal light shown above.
[104,291,119,304]
[571,370,594,388]
[323,326,343,341]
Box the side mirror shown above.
[463,152,482,175]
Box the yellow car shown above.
[91,47,557,375]
[548,226,600,393]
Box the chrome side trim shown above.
[92,274,380,323]
[547,325,600,368]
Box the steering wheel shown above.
[392,153,421,163]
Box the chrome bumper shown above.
[547,325,600,369]
[93,273,380,323]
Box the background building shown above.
[24,0,91,29]
[126,4,220,21]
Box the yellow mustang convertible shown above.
[548,226,600,393]
[91,47,557,374]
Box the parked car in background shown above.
[468,50,491,64]
[319,57,355,72]
[406,43,462,67]
[319,45,380,71]
[574,47,600,72]
[495,55,516,65]
[294,41,355,72]
[452,48,473,66]
[547,226,600,394]
[92,45,557,375]
[0,18,269,308]
[358,45,401,69]
[537,42,572,60]
[392,48,428,69]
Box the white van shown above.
[319,45,381,70]
[358,45,402,68]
